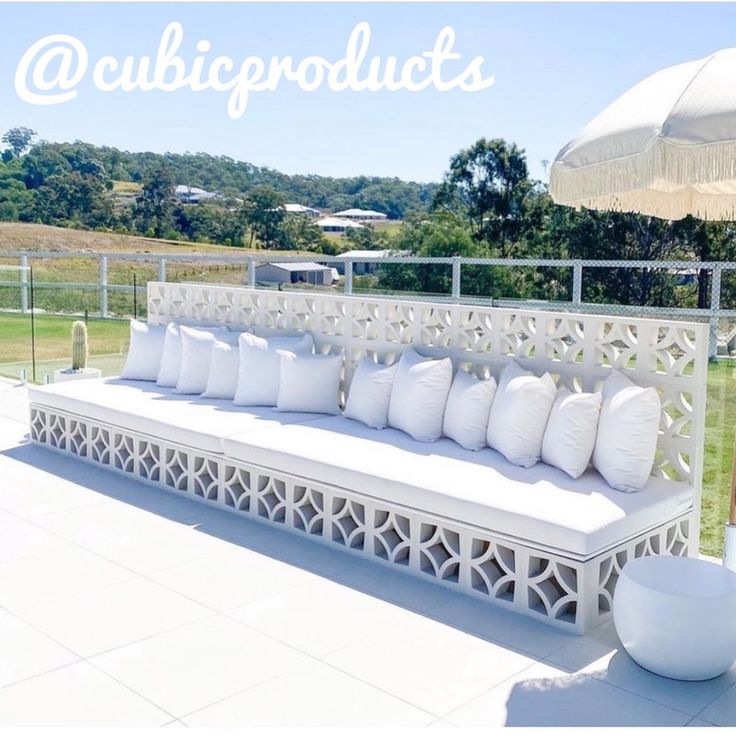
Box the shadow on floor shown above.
[2,436,607,665]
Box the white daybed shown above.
[28,284,708,633]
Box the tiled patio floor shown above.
[0,379,734,727]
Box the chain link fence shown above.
[0,251,735,384]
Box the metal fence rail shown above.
[1,250,735,359]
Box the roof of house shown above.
[336,250,393,258]
[284,203,320,213]
[316,217,364,229]
[333,208,387,218]
[256,262,332,272]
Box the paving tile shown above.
[0,660,171,726]
[0,463,108,517]
[83,522,229,575]
[547,624,736,716]
[0,611,78,688]
[0,546,134,612]
[324,614,538,717]
[183,658,433,726]
[0,517,70,563]
[149,547,317,611]
[91,614,313,718]
[699,682,736,726]
[31,499,197,544]
[230,576,414,657]
[446,661,690,727]
[687,717,716,726]
[20,577,213,658]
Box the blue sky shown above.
[1,2,735,183]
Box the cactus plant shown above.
[71,320,88,371]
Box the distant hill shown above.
[40,141,438,220]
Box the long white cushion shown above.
[28,378,323,454]
[222,416,693,558]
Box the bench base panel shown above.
[29,403,693,635]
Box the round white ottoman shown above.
[614,556,736,681]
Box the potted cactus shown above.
[53,321,102,383]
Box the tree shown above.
[242,187,286,249]
[1,127,36,158]
[136,166,176,238]
[432,138,532,253]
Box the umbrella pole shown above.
[725,433,736,571]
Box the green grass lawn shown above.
[0,312,733,557]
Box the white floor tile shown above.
[0,611,78,688]
[0,661,171,726]
[0,546,134,612]
[698,682,736,726]
[183,658,434,726]
[230,576,414,657]
[0,518,70,563]
[446,661,690,727]
[150,548,317,611]
[91,614,313,718]
[83,522,229,575]
[32,499,193,544]
[324,614,538,717]
[547,624,736,716]
[0,465,108,517]
[20,576,213,657]
[687,717,716,726]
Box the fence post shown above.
[709,264,722,362]
[99,255,108,318]
[572,260,583,306]
[158,256,166,282]
[452,257,462,302]
[344,260,353,295]
[20,254,29,314]
[246,257,256,288]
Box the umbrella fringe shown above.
[550,138,736,220]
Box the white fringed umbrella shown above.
[549,48,736,567]
[550,48,736,220]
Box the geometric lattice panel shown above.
[30,401,696,635]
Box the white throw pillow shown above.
[442,370,497,451]
[120,319,167,381]
[276,351,342,415]
[387,348,453,442]
[202,340,240,400]
[175,326,220,395]
[592,371,661,492]
[344,358,398,429]
[486,360,557,467]
[233,332,314,406]
[542,388,602,478]
[156,322,226,388]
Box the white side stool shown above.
[614,556,736,680]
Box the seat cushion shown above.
[222,416,693,559]
[29,378,323,454]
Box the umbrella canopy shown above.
[550,48,736,220]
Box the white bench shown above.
[28,284,708,634]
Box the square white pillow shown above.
[486,360,557,467]
[541,387,602,478]
[387,348,453,442]
[344,357,398,429]
[233,332,314,406]
[175,326,221,395]
[120,319,167,381]
[157,322,226,387]
[276,351,342,415]
[442,370,497,451]
[592,371,661,492]
[202,340,240,400]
